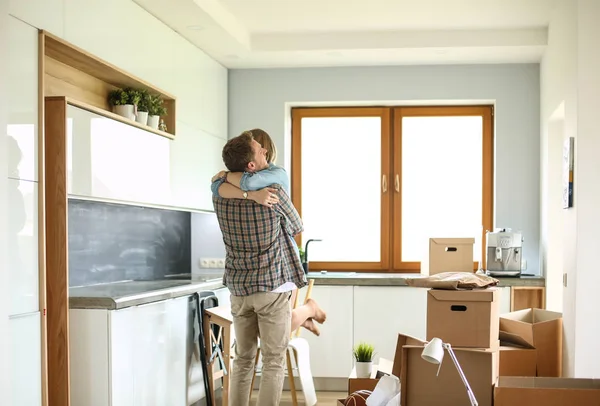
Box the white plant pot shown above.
[355,361,373,378]
[113,104,135,120]
[135,111,148,125]
[147,115,160,130]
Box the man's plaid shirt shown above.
[212,184,307,296]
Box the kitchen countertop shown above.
[69,276,225,310]
[306,272,545,287]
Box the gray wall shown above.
[228,64,541,274]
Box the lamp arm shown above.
[443,343,478,406]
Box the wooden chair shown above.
[249,279,316,406]
[203,306,234,406]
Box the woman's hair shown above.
[249,128,276,164]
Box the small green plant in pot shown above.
[353,342,375,378]
[136,89,151,125]
[108,88,135,120]
[147,94,167,130]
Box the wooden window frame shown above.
[291,105,494,273]
[291,107,391,272]
[392,106,494,272]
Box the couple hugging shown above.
[211,128,327,406]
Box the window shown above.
[291,106,493,273]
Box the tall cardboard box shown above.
[499,308,563,377]
[427,238,475,275]
[401,345,499,406]
[494,377,600,406]
[427,288,499,348]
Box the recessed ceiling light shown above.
[186,25,204,31]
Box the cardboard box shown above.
[494,376,600,406]
[427,288,500,348]
[428,237,475,275]
[392,333,426,378]
[499,346,537,377]
[401,345,499,406]
[348,358,393,394]
[499,308,563,377]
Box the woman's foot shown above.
[302,318,320,336]
[306,298,327,324]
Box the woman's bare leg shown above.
[291,299,327,336]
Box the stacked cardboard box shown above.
[400,287,500,406]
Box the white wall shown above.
[1,0,10,402]
[573,0,600,379]
[540,0,600,378]
[229,64,541,273]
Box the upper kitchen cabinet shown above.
[7,17,38,183]
[67,104,172,206]
[172,38,228,139]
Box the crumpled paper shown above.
[365,375,400,406]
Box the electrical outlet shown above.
[199,258,210,268]
[216,258,225,268]
[209,259,218,268]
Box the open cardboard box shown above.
[346,333,425,395]
[494,376,600,405]
[348,358,393,394]
[401,345,499,406]
[499,308,562,376]
[499,345,537,377]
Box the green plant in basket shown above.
[353,342,375,362]
[108,88,129,106]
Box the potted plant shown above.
[136,89,151,125]
[147,94,167,130]
[108,88,134,120]
[353,342,375,378]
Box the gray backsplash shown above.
[191,211,226,278]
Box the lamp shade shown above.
[422,337,444,364]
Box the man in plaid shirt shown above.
[212,131,307,406]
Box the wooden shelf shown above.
[62,97,175,140]
[40,30,176,138]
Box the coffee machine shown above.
[485,228,523,277]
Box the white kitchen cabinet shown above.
[7,16,38,183]
[7,178,38,316]
[353,286,427,365]
[300,285,354,378]
[9,312,42,406]
[70,297,188,406]
[169,122,226,211]
[67,105,173,207]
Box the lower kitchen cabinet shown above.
[301,285,354,378]
[70,296,188,406]
[9,312,42,406]
[353,286,427,364]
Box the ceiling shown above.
[133,0,557,69]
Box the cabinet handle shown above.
[382,174,388,193]
[395,174,400,193]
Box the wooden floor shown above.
[250,390,345,405]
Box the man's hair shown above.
[249,128,276,164]
[222,131,255,172]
